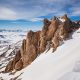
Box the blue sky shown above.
[0,0,80,30]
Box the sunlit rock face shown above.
[21,30,41,68]
[5,14,80,72]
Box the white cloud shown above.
[0,0,62,20]
[70,7,80,16]
[0,5,58,20]
[0,7,17,20]
[30,18,43,22]
[0,0,79,20]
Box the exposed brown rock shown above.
[77,20,80,25]
[61,14,68,20]
[39,17,59,53]
[5,50,21,72]
[39,18,51,53]
[51,24,62,51]
[46,16,59,41]
[5,60,14,72]
[15,59,23,71]
[41,18,51,37]
[51,15,72,50]
[39,36,46,53]
[5,15,80,72]
[20,30,41,67]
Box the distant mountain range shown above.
[0,29,23,32]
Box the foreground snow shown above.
[0,29,80,80]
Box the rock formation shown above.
[4,14,80,72]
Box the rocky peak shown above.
[77,20,80,25]
[61,14,68,20]
[51,16,58,21]
[4,15,80,73]
[43,18,51,30]
[60,14,71,22]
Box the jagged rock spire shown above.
[51,16,58,21]
[4,15,80,73]
[61,14,68,19]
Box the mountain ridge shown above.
[4,14,80,73]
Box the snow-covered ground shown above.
[0,29,26,77]
[0,30,26,46]
[0,29,80,80]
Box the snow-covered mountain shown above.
[0,15,80,80]
[0,27,80,80]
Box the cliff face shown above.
[5,15,80,72]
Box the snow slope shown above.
[0,29,80,80]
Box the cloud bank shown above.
[0,0,80,21]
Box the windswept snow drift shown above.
[0,29,80,80]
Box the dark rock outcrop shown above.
[4,14,80,72]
